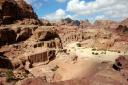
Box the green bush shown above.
[92,48,96,51]
[92,52,98,55]
[76,43,81,47]
[6,69,14,82]
[92,52,94,55]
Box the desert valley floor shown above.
[0,0,128,85]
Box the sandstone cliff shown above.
[0,0,38,24]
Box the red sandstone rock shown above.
[0,0,39,24]
[0,27,17,46]
[120,18,128,26]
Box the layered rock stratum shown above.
[0,0,40,25]
[0,0,128,85]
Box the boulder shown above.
[113,56,128,71]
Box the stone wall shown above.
[28,50,55,64]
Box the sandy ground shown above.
[29,57,99,82]
[65,42,128,62]
[29,42,128,82]
[52,58,99,81]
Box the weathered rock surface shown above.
[0,0,38,24]
[19,56,128,85]
[25,27,62,48]
[27,49,56,65]
[116,25,128,34]
[120,18,128,26]
[61,18,80,26]
[0,27,17,46]
[94,20,117,28]
[12,25,38,42]
[79,20,91,28]
[0,1,128,84]
[41,19,52,26]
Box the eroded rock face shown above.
[11,25,38,42]
[0,0,18,24]
[113,56,128,71]
[25,27,62,48]
[15,0,37,19]
[0,54,13,69]
[27,50,56,65]
[0,27,17,46]
[61,18,80,26]
[116,25,128,34]
[30,28,59,41]
[121,18,128,26]
[0,0,38,24]
[79,20,91,28]
[94,20,118,29]
[16,27,32,42]
[41,19,52,26]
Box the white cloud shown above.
[67,0,128,21]
[95,15,107,20]
[25,0,35,4]
[25,0,43,10]
[56,0,67,3]
[42,9,74,21]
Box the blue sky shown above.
[25,0,128,21]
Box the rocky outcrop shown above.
[25,27,62,48]
[94,20,118,29]
[79,20,91,28]
[113,56,128,71]
[30,28,59,41]
[0,0,38,24]
[116,25,128,34]
[0,0,18,24]
[120,18,128,26]
[27,50,56,65]
[61,18,80,26]
[16,28,32,42]
[11,25,38,42]
[18,49,56,69]
[16,19,42,25]
[0,27,17,46]
[15,0,37,19]
[113,56,128,83]
[0,54,13,69]
[41,19,52,26]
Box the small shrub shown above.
[6,69,14,82]
[118,51,121,53]
[76,43,81,47]
[92,48,96,51]
[92,52,94,55]
[95,53,99,55]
